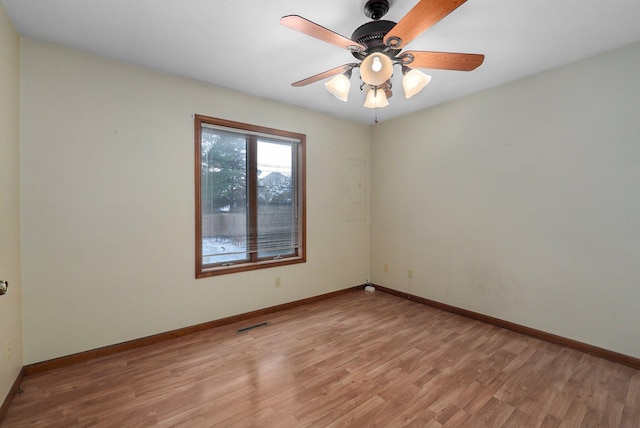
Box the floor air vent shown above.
[237,322,269,333]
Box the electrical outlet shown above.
[5,340,11,363]
[274,277,281,288]
[408,269,413,279]
[384,263,389,273]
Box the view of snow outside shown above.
[203,238,246,264]
[202,139,293,263]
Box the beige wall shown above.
[0,4,23,400]
[371,41,640,358]
[20,38,371,364]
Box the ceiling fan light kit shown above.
[402,66,432,99]
[364,87,390,109]
[325,71,352,102]
[360,53,394,87]
[281,0,484,115]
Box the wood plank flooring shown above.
[3,290,640,427]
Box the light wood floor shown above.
[3,290,640,427]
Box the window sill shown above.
[196,255,306,278]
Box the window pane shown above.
[257,140,296,258]
[201,129,248,264]
[195,114,305,277]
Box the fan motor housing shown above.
[350,19,400,60]
[364,0,390,20]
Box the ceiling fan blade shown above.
[291,64,357,87]
[384,0,468,50]
[401,51,484,71]
[281,15,366,53]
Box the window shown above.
[195,115,306,277]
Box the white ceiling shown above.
[4,0,640,124]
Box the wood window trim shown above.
[195,115,306,278]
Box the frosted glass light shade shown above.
[402,68,431,99]
[363,87,389,108]
[360,53,394,86]
[325,74,351,102]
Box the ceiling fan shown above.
[280,0,484,109]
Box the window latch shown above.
[273,255,283,260]
[221,262,234,266]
